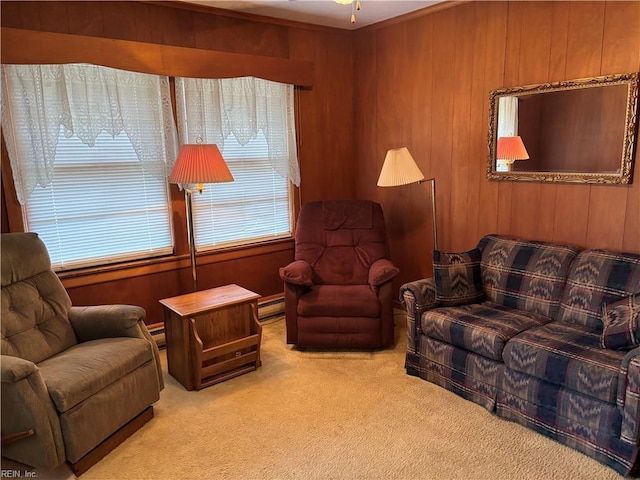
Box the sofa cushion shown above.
[298,285,380,318]
[557,250,640,333]
[503,322,627,404]
[478,235,580,319]
[421,302,554,361]
[38,337,154,412]
[433,249,485,307]
[602,294,640,350]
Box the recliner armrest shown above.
[279,260,313,286]
[1,355,38,383]
[69,305,146,342]
[1,354,65,470]
[368,259,399,286]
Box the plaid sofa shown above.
[401,234,640,475]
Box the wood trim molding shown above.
[357,0,470,32]
[0,27,314,87]
[59,239,294,289]
[144,0,348,33]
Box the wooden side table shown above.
[159,284,262,391]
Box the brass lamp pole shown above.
[168,143,234,292]
[377,147,438,251]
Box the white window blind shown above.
[24,131,174,270]
[191,132,292,249]
[175,76,297,251]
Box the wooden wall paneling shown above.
[565,1,605,78]
[0,2,22,29]
[1,183,8,234]
[608,0,640,254]
[600,0,640,75]
[622,168,640,253]
[100,2,141,41]
[598,0,640,253]
[287,28,354,203]
[192,14,290,58]
[374,22,408,283]
[464,1,489,247]
[477,2,508,239]
[393,15,436,283]
[33,1,69,34]
[496,1,524,236]
[552,1,606,248]
[449,3,475,252]
[536,1,571,242]
[65,246,295,325]
[287,28,318,205]
[0,137,23,233]
[429,7,457,251]
[1,2,43,30]
[353,30,378,201]
[66,1,104,37]
[507,2,553,241]
[407,16,434,184]
[321,30,355,199]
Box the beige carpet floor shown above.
[7,313,624,480]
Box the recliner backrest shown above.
[1,233,76,364]
[294,200,389,285]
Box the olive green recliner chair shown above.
[1,232,164,475]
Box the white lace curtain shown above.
[498,96,518,137]
[1,63,178,204]
[175,76,300,186]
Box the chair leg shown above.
[69,406,154,476]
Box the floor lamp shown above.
[169,143,234,292]
[497,136,529,171]
[377,147,438,251]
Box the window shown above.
[497,96,518,172]
[175,77,299,251]
[24,131,173,269]
[2,65,299,269]
[1,64,178,270]
[191,132,292,249]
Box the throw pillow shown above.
[601,293,640,350]
[433,248,485,307]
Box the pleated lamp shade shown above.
[377,147,425,187]
[497,136,529,163]
[169,144,234,190]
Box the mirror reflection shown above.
[487,73,638,184]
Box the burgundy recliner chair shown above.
[279,200,399,348]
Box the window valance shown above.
[0,27,314,87]
[1,63,178,204]
[176,76,300,186]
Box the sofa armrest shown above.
[618,348,640,444]
[279,260,313,286]
[368,259,399,286]
[1,355,65,470]
[399,278,438,363]
[69,305,164,390]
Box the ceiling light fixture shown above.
[335,0,361,24]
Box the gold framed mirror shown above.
[487,72,639,184]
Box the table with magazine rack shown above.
[159,284,262,391]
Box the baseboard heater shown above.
[148,295,284,349]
